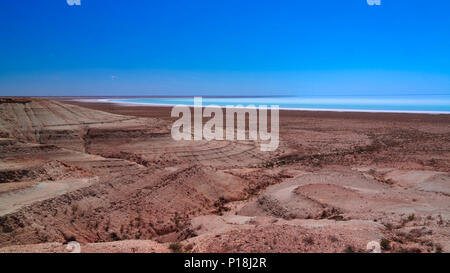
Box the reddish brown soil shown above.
[0,98,448,253]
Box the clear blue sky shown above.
[0,0,449,96]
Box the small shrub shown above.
[303,236,314,245]
[169,242,183,253]
[344,245,355,253]
[435,244,443,253]
[110,232,121,241]
[383,223,394,230]
[63,234,77,244]
[380,238,390,251]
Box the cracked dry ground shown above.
[0,98,449,253]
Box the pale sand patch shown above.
[0,177,96,216]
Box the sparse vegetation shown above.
[407,214,415,222]
[380,238,390,251]
[303,236,314,245]
[344,245,355,253]
[110,232,120,241]
[63,234,77,244]
[214,197,231,215]
[169,242,183,253]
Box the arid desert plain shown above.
[0,97,449,253]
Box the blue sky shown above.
[0,0,449,96]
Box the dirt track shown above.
[0,98,448,253]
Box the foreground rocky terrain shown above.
[0,97,448,253]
